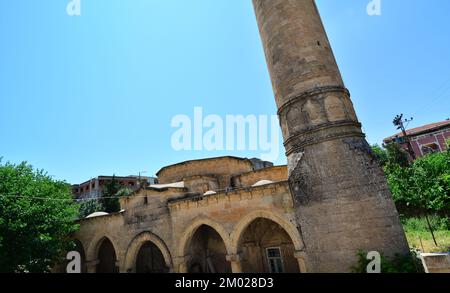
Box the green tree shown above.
[387,151,450,214]
[116,187,134,198]
[100,176,123,213]
[78,199,104,219]
[372,143,410,169]
[351,250,424,273]
[372,144,389,166]
[386,150,450,246]
[0,160,79,272]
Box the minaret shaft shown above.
[253,0,409,272]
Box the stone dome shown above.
[252,180,274,187]
[86,212,109,219]
[203,190,217,196]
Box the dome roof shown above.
[252,180,274,187]
[150,181,185,189]
[203,190,217,196]
[85,212,109,219]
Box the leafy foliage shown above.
[371,144,389,166]
[402,215,450,232]
[386,150,450,214]
[116,187,133,198]
[372,143,409,169]
[372,144,449,216]
[100,176,129,213]
[0,160,79,272]
[350,250,424,273]
[372,144,449,251]
[78,199,104,219]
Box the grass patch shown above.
[401,216,450,253]
[405,230,450,253]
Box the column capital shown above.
[86,259,99,266]
[226,253,243,273]
[226,253,242,262]
[85,260,99,273]
[175,255,191,273]
[175,254,191,263]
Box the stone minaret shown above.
[253,0,410,272]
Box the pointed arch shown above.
[124,231,172,273]
[177,216,232,258]
[230,210,305,254]
[95,237,118,273]
[86,234,119,262]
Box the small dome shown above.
[150,181,185,189]
[203,190,217,196]
[252,180,274,187]
[86,212,109,219]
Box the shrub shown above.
[350,250,424,273]
[78,199,104,219]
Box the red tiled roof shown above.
[384,120,450,142]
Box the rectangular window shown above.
[266,247,284,273]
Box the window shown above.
[266,247,284,273]
[394,137,406,143]
[421,143,440,155]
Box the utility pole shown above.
[138,171,147,189]
[393,114,417,160]
[393,115,438,247]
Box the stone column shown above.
[294,251,308,273]
[175,255,191,273]
[85,260,99,273]
[252,0,409,272]
[115,260,124,273]
[226,254,243,273]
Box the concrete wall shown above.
[421,253,450,273]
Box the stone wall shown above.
[232,166,287,188]
[157,156,254,189]
[73,180,307,273]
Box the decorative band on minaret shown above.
[253,0,410,272]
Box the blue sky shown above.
[1,0,449,183]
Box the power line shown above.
[0,194,171,215]
[0,193,171,202]
[0,189,222,204]
[412,76,450,117]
